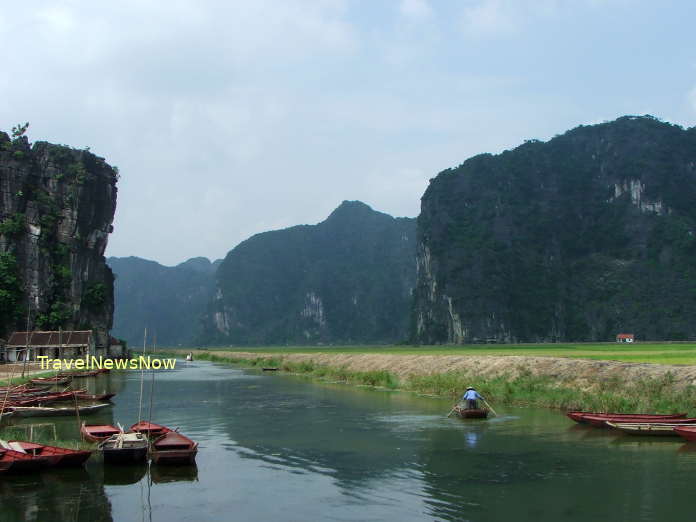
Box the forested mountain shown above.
[205,201,416,345]
[412,116,696,343]
[0,129,117,345]
[108,256,219,347]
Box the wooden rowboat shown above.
[9,403,110,417]
[29,376,71,386]
[74,392,116,402]
[584,415,696,428]
[151,431,198,465]
[674,426,696,442]
[606,422,696,436]
[0,447,44,474]
[58,370,101,378]
[81,423,121,443]
[566,411,686,425]
[129,421,172,438]
[98,432,149,464]
[453,406,489,419]
[8,441,92,467]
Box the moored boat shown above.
[674,426,696,442]
[9,403,110,417]
[98,432,149,464]
[29,376,72,386]
[129,421,172,438]
[606,422,696,436]
[81,423,121,443]
[74,392,116,402]
[584,415,696,428]
[566,411,686,425]
[151,431,198,465]
[453,406,489,419]
[58,370,101,378]
[0,447,44,474]
[8,441,92,467]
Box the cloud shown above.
[400,0,433,19]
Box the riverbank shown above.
[175,350,696,414]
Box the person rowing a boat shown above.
[461,387,484,410]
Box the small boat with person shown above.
[453,406,489,419]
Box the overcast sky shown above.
[2,1,695,265]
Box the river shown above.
[2,360,696,521]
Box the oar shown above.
[482,399,498,417]
[446,402,461,418]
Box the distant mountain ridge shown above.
[108,256,220,347]
[204,201,417,345]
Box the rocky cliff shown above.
[108,256,219,347]
[413,116,696,343]
[0,130,118,346]
[206,201,416,345]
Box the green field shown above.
[177,343,696,365]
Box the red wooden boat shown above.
[129,421,172,438]
[58,370,101,378]
[8,441,92,467]
[566,411,686,425]
[151,431,198,465]
[674,426,696,442]
[29,376,71,386]
[81,423,121,443]
[582,414,695,428]
[74,392,116,402]
[453,406,489,419]
[0,447,44,474]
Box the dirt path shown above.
[0,363,47,383]
[200,351,696,389]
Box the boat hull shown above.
[102,446,149,464]
[567,412,686,425]
[10,404,109,417]
[81,424,121,443]
[674,426,696,442]
[454,407,488,419]
[607,422,696,436]
[151,447,198,465]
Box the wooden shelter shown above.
[3,331,95,362]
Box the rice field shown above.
[178,342,696,366]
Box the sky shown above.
[1,0,695,266]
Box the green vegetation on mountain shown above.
[108,256,219,347]
[0,128,118,343]
[413,116,696,343]
[206,201,416,345]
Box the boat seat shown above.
[0,440,26,453]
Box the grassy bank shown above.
[185,351,696,415]
[0,370,61,388]
[162,342,696,365]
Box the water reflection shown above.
[3,361,696,521]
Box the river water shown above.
[2,360,696,521]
